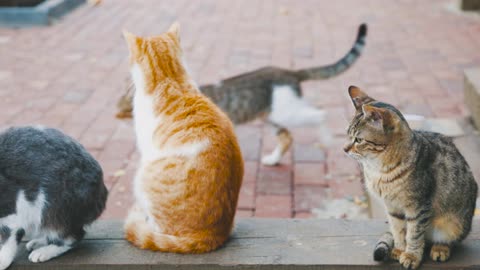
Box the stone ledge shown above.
[465,68,480,129]
[8,219,480,270]
[0,0,85,26]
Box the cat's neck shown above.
[362,134,415,178]
[130,63,198,158]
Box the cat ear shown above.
[122,30,140,51]
[362,105,396,132]
[348,85,375,110]
[168,22,180,39]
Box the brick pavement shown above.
[0,0,479,219]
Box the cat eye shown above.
[354,137,364,144]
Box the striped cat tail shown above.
[295,23,367,81]
[373,231,394,261]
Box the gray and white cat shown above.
[117,24,368,166]
[0,126,107,269]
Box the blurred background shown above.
[0,0,479,220]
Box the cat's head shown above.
[123,23,187,93]
[344,86,411,163]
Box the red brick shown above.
[294,212,313,219]
[291,127,320,144]
[294,163,327,186]
[255,195,292,218]
[328,174,365,199]
[238,181,255,210]
[100,166,136,220]
[294,143,326,162]
[257,165,292,195]
[3,0,474,220]
[235,125,262,161]
[243,161,258,183]
[294,185,327,212]
[327,149,360,176]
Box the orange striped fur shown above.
[123,23,244,254]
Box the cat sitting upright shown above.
[117,23,368,166]
[122,23,243,253]
[0,126,107,270]
[344,86,478,269]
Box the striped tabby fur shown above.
[345,86,478,269]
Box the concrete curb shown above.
[0,0,85,26]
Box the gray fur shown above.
[0,126,107,243]
[201,24,367,124]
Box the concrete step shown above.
[8,219,480,270]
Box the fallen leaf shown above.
[113,169,126,177]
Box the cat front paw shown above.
[26,239,47,252]
[0,261,11,270]
[0,254,14,270]
[399,252,422,270]
[390,248,404,261]
[28,246,59,263]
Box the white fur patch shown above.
[426,228,449,243]
[131,64,161,160]
[0,191,45,234]
[154,140,210,160]
[268,85,326,127]
[0,191,46,270]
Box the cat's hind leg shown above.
[28,231,80,263]
[261,124,292,166]
[26,237,48,252]
[0,226,24,270]
[426,215,462,262]
[430,244,450,262]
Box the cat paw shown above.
[0,254,14,270]
[26,239,46,252]
[399,252,422,270]
[261,153,281,166]
[430,244,450,262]
[28,246,58,263]
[390,248,404,261]
[0,259,12,270]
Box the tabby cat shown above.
[344,86,478,269]
[122,23,244,253]
[0,126,107,269]
[118,23,368,166]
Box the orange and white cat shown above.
[122,23,244,253]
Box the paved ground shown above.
[0,0,480,219]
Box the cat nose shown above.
[343,144,352,153]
